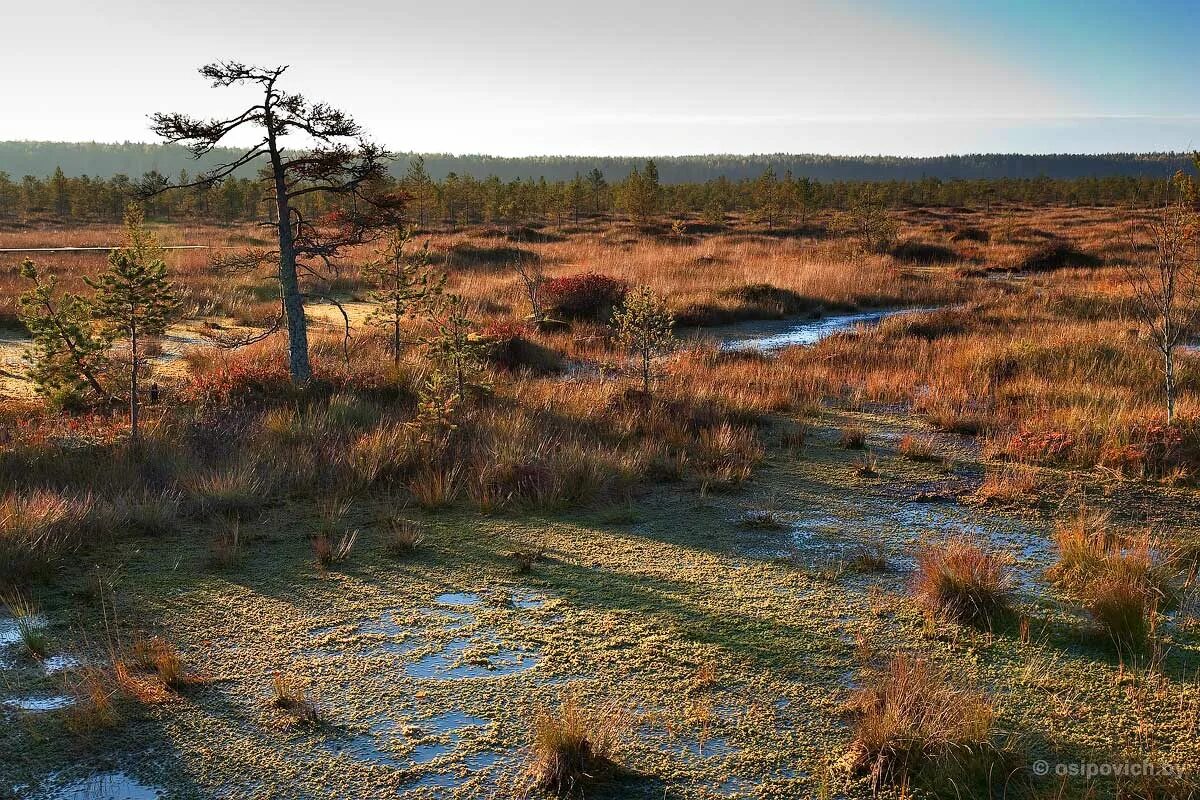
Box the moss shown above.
[3,412,1198,798]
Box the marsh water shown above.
[713,307,941,352]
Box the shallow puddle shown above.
[4,695,75,712]
[405,637,539,679]
[49,772,162,800]
[508,589,546,610]
[42,655,81,675]
[435,592,483,607]
[716,307,941,353]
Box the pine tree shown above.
[363,228,444,367]
[425,294,487,405]
[18,260,112,408]
[586,168,608,214]
[613,286,675,397]
[50,166,69,217]
[88,205,180,441]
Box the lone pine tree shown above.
[148,62,404,384]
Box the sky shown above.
[2,0,1198,156]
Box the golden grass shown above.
[913,538,1016,627]
[269,672,319,726]
[526,695,624,797]
[846,654,1001,792]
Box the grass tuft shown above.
[914,537,1015,627]
[846,654,1003,792]
[526,695,623,797]
[270,672,320,726]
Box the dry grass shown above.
[526,695,624,797]
[846,654,1002,792]
[1046,512,1186,653]
[0,489,103,587]
[972,466,1044,508]
[897,434,939,462]
[210,515,243,569]
[382,516,425,556]
[311,498,359,567]
[913,537,1016,627]
[269,672,319,726]
[126,634,188,691]
[63,667,121,735]
[1,207,1197,600]
[838,426,867,449]
[854,450,879,477]
[1,591,48,658]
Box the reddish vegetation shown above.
[542,272,628,321]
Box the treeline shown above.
[1,141,1196,183]
[0,159,1182,226]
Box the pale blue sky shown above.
[2,0,1196,155]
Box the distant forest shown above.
[0,141,1196,183]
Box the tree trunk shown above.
[1165,347,1176,424]
[130,321,139,444]
[267,130,312,385]
[393,315,401,368]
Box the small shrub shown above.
[889,240,958,264]
[846,654,1001,792]
[480,322,564,374]
[913,538,1015,627]
[526,695,623,797]
[543,272,628,322]
[1015,242,1101,272]
[951,227,990,243]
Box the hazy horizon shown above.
[4,0,1199,156]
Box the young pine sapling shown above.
[613,286,675,397]
[363,228,444,367]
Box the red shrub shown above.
[180,351,292,407]
[1100,423,1189,478]
[543,273,628,321]
[1004,428,1075,465]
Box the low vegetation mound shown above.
[1015,242,1102,272]
[889,240,960,264]
[913,537,1015,627]
[543,272,628,322]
